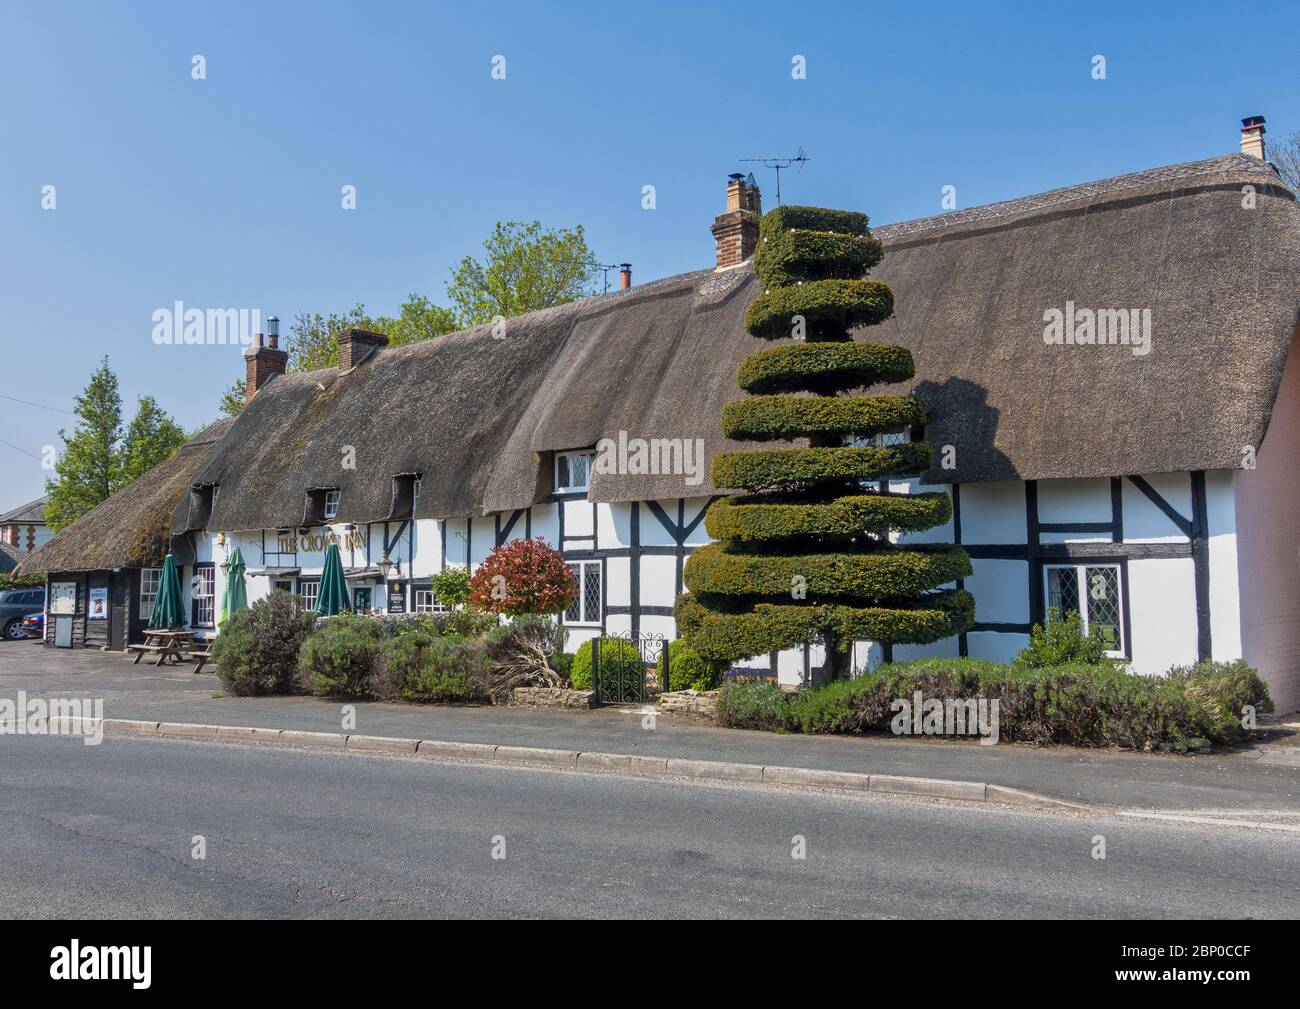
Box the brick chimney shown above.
[711,172,762,270]
[619,263,632,289]
[337,328,389,370]
[1241,115,1266,159]
[243,322,288,403]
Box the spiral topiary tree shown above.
[675,205,974,682]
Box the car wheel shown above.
[3,620,26,641]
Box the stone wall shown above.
[508,687,596,710]
[658,689,718,720]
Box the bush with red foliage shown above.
[468,538,576,616]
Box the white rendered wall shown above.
[1234,332,1300,714]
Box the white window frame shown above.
[565,560,602,625]
[1043,563,1125,658]
[139,567,162,622]
[323,490,341,520]
[298,578,320,613]
[413,588,446,614]
[193,565,216,627]
[555,451,593,494]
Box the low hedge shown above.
[756,229,883,288]
[760,205,869,238]
[658,637,725,692]
[711,444,931,492]
[212,590,316,696]
[675,590,975,662]
[569,638,642,690]
[706,491,953,544]
[744,280,894,341]
[683,542,972,600]
[722,393,926,442]
[299,613,386,698]
[713,658,1273,752]
[736,342,914,396]
[398,635,491,703]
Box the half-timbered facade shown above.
[19,125,1300,712]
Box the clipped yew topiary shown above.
[677,204,974,681]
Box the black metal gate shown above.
[591,632,670,704]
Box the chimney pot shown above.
[243,331,288,403]
[619,263,632,289]
[712,172,762,270]
[1241,115,1267,159]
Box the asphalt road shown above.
[2,733,1297,919]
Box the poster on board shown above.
[88,587,108,621]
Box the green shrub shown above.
[722,392,926,441]
[731,657,1273,752]
[298,613,386,698]
[759,205,869,238]
[756,229,883,288]
[212,590,315,696]
[426,607,500,638]
[743,279,894,341]
[684,542,971,600]
[658,638,725,692]
[706,492,952,544]
[716,680,790,730]
[569,638,642,690]
[429,567,472,609]
[550,651,575,680]
[711,443,931,492]
[1014,610,1111,668]
[737,342,912,396]
[401,636,491,703]
[374,628,434,700]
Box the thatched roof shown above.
[15,421,234,576]
[87,151,1282,539]
[872,153,1300,483]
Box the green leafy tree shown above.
[446,220,597,325]
[45,360,188,531]
[218,379,246,418]
[284,296,460,373]
[118,395,187,485]
[44,358,122,532]
[675,206,974,682]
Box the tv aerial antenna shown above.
[740,148,809,206]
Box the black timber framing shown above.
[1190,471,1212,662]
[954,483,968,658]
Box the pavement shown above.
[4,641,1299,816]
[3,732,1297,919]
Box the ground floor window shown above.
[413,587,446,613]
[139,568,161,621]
[565,560,601,625]
[191,563,215,627]
[298,578,320,613]
[1044,563,1124,656]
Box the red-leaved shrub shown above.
[469,538,575,616]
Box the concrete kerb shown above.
[83,717,1087,812]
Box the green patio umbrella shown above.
[148,554,185,629]
[314,542,350,616]
[219,546,248,623]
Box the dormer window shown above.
[324,490,341,520]
[555,451,592,494]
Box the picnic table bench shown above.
[129,630,195,666]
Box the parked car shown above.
[0,587,46,641]
[19,612,44,639]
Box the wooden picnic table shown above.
[129,629,196,667]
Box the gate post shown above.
[592,636,601,705]
[662,638,670,694]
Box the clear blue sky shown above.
[2,0,1296,506]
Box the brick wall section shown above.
[243,345,288,402]
[711,210,760,269]
[1234,327,1300,714]
[337,328,389,370]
